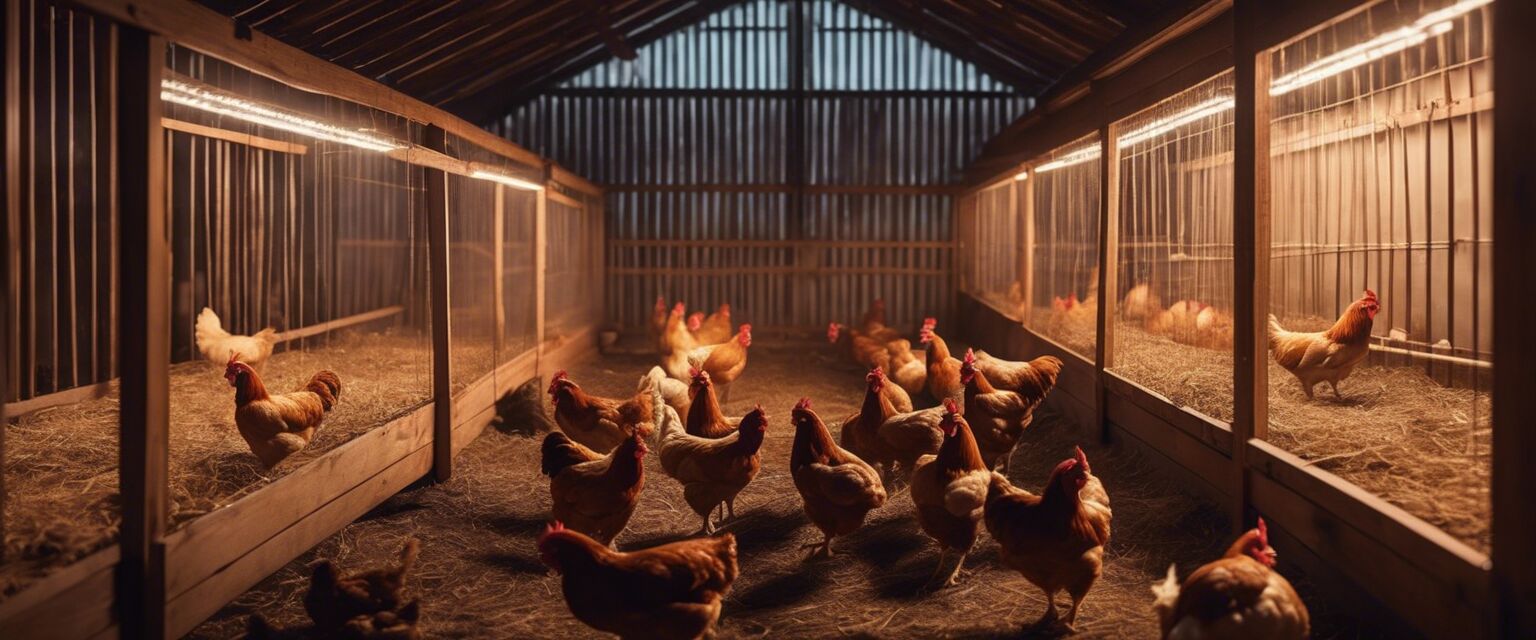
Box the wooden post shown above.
[1093,124,1120,443]
[1493,0,1536,635]
[1018,169,1035,325]
[424,125,452,482]
[493,185,506,356]
[2,0,22,554]
[1232,2,1271,532]
[117,25,168,639]
[535,168,549,365]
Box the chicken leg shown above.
[800,533,834,559]
[1028,589,1060,631]
[1328,379,1343,400]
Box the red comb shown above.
[1074,446,1090,473]
[963,348,975,364]
[923,317,937,327]
[227,352,241,365]
[795,397,812,411]
[943,398,960,415]
[552,370,568,381]
[1257,517,1269,545]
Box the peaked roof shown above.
[199,0,1171,123]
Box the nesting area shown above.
[1110,321,1493,553]
[186,341,1370,639]
[1028,306,1097,361]
[1,328,439,599]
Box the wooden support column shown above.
[1493,0,1536,635]
[117,25,168,639]
[2,0,22,553]
[424,125,452,482]
[535,168,549,365]
[1232,1,1271,532]
[493,186,506,356]
[1093,124,1120,443]
[1017,170,1035,325]
[787,0,807,323]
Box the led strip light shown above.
[470,168,545,191]
[1269,0,1491,96]
[160,78,403,152]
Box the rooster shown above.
[539,522,738,640]
[640,365,691,419]
[1122,283,1162,322]
[687,324,751,404]
[547,371,655,453]
[685,369,739,439]
[959,349,1038,473]
[920,319,963,404]
[884,338,928,397]
[909,400,990,588]
[659,302,699,362]
[1267,289,1379,400]
[224,353,341,467]
[789,398,887,557]
[648,296,669,348]
[839,367,906,482]
[658,396,767,534]
[984,447,1112,631]
[197,307,280,371]
[305,538,419,634]
[695,303,734,345]
[541,429,647,546]
[1152,518,1310,639]
[968,349,1063,399]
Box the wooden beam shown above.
[1493,0,1536,635]
[68,0,548,170]
[493,186,506,356]
[1093,124,1119,444]
[424,125,452,483]
[1231,0,1269,533]
[538,87,1021,99]
[550,164,601,198]
[604,183,962,195]
[160,117,308,154]
[4,0,20,406]
[115,24,168,640]
[1017,172,1034,326]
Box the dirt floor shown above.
[0,327,467,599]
[189,339,1378,639]
[1111,320,1492,553]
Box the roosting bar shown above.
[3,0,1534,637]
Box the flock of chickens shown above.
[200,287,1384,638]
[526,298,1312,639]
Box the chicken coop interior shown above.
[1,0,1532,638]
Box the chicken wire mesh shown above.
[1026,132,1102,359]
[1110,70,1236,421]
[1265,0,1493,552]
[960,180,1018,310]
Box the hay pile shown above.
[2,328,447,599]
[1028,305,1097,360]
[1111,321,1491,553]
[188,342,1366,639]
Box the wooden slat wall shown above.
[490,0,1028,330]
[8,0,116,400]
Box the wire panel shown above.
[1266,0,1493,553]
[1111,70,1236,422]
[1029,133,1101,358]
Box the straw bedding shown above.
[0,328,464,599]
[1111,321,1491,553]
[187,340,1370,639]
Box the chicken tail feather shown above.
[1266,313,1285,342]
[194,307,231,355]
[395,538,420,577]
[1151,563,1181,631]
[305,371,343,410]
[541,431,596,476]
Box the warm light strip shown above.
[470,169,544,191]
[1269,0,1490,96]
[1034,145,1101,174]
[160,78,403,152]
[1013,169,1029,181]
[1118,96,1235,148]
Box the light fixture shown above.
[160,78,404,152]
[470,169,544,191]
[1034,144,1101,174]
[1117,96,1234,148]
[1013,169,1029,181]
[1269,0,1490,96]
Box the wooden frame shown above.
[0,2,607,638]
[1092,123,1119,444]
[953,0,1508,636]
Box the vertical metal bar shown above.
[1493,0,1536,635]
[1094,124,1120,444]
[1019,169,1034,325]
[116,23,167,640]
[1232,3,1271,533]
[423,125,452,482]
[493,184,505,358]
[535,164,549,363]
